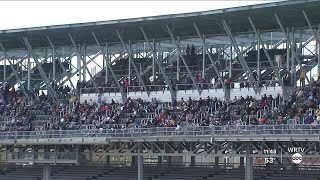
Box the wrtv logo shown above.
[288,147,304,164]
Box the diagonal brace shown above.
[193,23,226,92]
[23,37,58,102]
[115,29,150,96]
[140,27,176,100]
[166,25,201,95]
[248,17,283,87]
[61,51,102,85]
[91,32,125,97]
[68,33,100,94]
[302,11,320,42]
[0,43,29,99]
[222,20,258,93]
[46,36,79,98]
[274,14,310,84]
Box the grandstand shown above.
[1,0,320,180]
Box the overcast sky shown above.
[0,1,275,30]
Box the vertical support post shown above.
[191,156,195,167]
[152,38,155,83]
[3,56,6,83]
[245,143,253,180]
[27,53,31,90]
[105,43,109,83]
[138,146,143,180]
[52,49,56,81]
[240,157,244,169]
[177,37,180,81]
[202,34,206,79]
[229,44,232,78]
[291,27,295,87]
[83,43,87,81]
[43,165,51,180]
[158,156,162,167]
[77,44,82,82]
[214,147,219,169]
[286,27,290,72]
[128,41,131,86]
[257,30,261,84]
[318,27,320,78]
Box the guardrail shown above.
[0,124,319,141]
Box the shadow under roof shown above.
[0,0,319,50]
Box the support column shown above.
[106,155,110,167]
[286,27,290,72]
[128,41,131,86]
[52,49,56,81]
[83,44,87,81]
[3,56,6,83]
[177,37,180,81]
[27,53,31,90]
[158,156,162,167]
[214,146,219,169]
[257,30,261,84]
[138,155,143,180]
[105,43,109,83]
[245,143,253,180]
[190,156,195,167]
[77,44,82,82]
[291,27,295,87]
[240,157,244,169]
[43,165,51,180]
[318,27,320,78]
[152,39,156,83]
[229,45,232,79]
[202,34,206,79]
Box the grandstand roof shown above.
[0,0,319,49]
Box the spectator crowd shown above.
[1,78,320,134]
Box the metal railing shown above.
[0,124,319,141]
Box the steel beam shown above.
[257,30,261,83]
[166,25,201,95]
[52,48,56,81]
[91,32,125,97]
[0,43,28,98]
[302,11,320,42]
[115,29,149,95]
[222,20,258,93]
[27,53,31,90]
[3,56,6,83]
[68,33,100,94]
[46,36,79,97]
[274,14,310,85]
[140,27,176,100]
[23,37,58,102]
[61,51,102,85]
[248,17,283,87]
[193,23,226,92]
[302,11,320,80]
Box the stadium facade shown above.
[0,0,320,180]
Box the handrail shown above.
[0,124,319,140]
